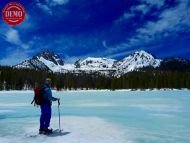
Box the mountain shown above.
[16,50,190,76]
[75,57,116,70]
[15,50,66,72]
[15,51,117,74]
[15,57,49,71]
[114,51,162,76]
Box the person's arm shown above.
[45,88,58,101]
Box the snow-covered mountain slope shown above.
[15,57,50,71]
[15,50,162,76]
[15,50,66,72]
[15,51,115,73]
[75,57,116,71]
[114,51,162,76]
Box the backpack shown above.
[31,86,45,106]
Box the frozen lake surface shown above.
[0,90,190,143]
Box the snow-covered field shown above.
[0,90,190,143]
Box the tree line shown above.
[0,66,190,90]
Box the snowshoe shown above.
[39,128,53,135]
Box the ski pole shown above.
[58,99,61,130]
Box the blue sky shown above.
[0,0,190,65]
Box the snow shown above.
[20,116,127,143]
[0,116,128,143]
[15,50,163,76]
[62,64,75,70]
[0,90,190,143]
[114,50,162,76]
[0,109,14,113]
[0,88,185,95]
[15,60,32,69]
[76,57,116,71]
[0,90,34,94]
[38,57,61,72]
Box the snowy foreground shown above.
[0,90,190,143]
[0,116,127,143]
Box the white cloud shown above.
[5,29,21,45]
[21,44,30,49]
[51,0,69,5]
[115,13,136,23]
[115,4,151,24]
[137,0,190,38]
[4,28,30,49]
[37,3,53,15]
[141,0,164,8]
[124,13,135,19]
[107,49,138,59]
[107,0,190,58]
[36,0,69,15]
[45,0,70,6]
[131,4,150,15]
[102,40,108,48]
[115,0,165,24]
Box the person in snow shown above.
[39,78,60,134]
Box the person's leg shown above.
[40,104,46,129]
[44,104,52,129]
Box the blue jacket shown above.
[43,84,57,104]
